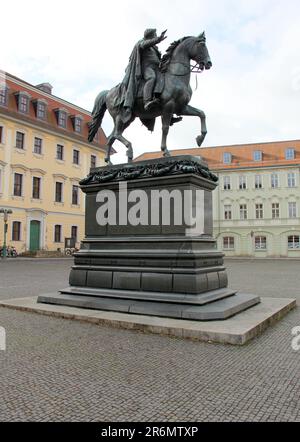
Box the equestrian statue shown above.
[88,28,212,164]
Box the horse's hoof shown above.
[105,158,112,165]
[127,157,133,163]
[196,135,204,147]
[163,149,171,157]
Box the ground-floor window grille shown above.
[255,236,267,250]
[54,225,62,243]
[288,235,300,249]
[223,236,235,250]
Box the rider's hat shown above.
[144,28,157,39]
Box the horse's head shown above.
[189,32,212,71]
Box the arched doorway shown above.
[29,220,41,251]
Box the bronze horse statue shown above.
[88,32,212,164]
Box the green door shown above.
[30,221,40,251]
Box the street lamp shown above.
[0,208,13,259]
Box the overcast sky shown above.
[2,0,300,163]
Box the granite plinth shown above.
[38,155,261,321]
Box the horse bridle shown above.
[166,61,204,76]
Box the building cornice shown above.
[6,73,93,117]
[52,173,68,181]
[0,109,106,153]
[0,204,85,217]
[212,163,300,173]
[30,168,46,175]
[11,163,30,172]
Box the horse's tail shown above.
[88,90,109,142]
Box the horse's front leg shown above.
[180,104,207,147]
[161,111,173,157]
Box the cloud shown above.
[1,0,300,163]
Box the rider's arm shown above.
[140,36,163,50]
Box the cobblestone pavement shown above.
[0,258,299,422]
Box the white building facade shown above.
[137,140,300,258]
[213,165,300,257]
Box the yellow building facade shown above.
[0,72,106,254]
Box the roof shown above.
[0,71,107,149]
[135,139,300,170]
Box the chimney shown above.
[35,83,53,94]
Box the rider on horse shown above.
[117,28,181,127]
[88,30,212,163]
[138,28,167,111]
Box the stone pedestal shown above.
[38,155,260,319]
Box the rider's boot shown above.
[144,98,160,111]
[170,116,183,126]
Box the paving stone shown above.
[0,258,299,421]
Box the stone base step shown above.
[60,286,236,306]
[37,292,260,321]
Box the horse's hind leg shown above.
[114,117,135,163]
[104,133,116,165]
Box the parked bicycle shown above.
[64,247,79,256]
[0,245,18,257]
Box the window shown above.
[54,225,62,243]
[0,88,8,106]
[55,182,63,203]
[255,236,267,250]
[58,110,67,128]
[37,101,46,120]
[91,155,97,169]
[13,173,23,196]
[288,202,297,219]
[33,137,42,155]
[285,148,295,160]
[287,172,296,188]
[223,152,232,164]
[56,144,64,160]
[73,149,80,165]
[12,221,21,241]
[271,173,279,188]
[253,150,262,161]
[255,175,263,189]
[71,226,78,242]
[16,131,25,149]
[239,175,247,190]
[223,176,231,190]
[32,177,41,199]
[255,203,263,219]
[288,235,300,249]
[0,126,3,144]
[74,117,82,133]
[19,95,29,113]
[239,204,247,220]
[223,236,234,250]
[72,185,79,205]
[272,203,280,219]
[224,205,232,220]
